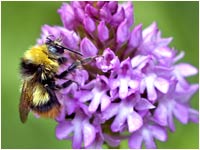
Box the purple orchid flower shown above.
[37,2,198,149]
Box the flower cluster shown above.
[38,2,198,149]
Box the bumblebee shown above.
[19,36,91,123]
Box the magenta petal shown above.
[111,111,127,132]
[168,111,176,132]
[78,90,93,102]
[154,77,169,94]
[97,2,105,8]
[173,103,189,124]
[135,98,155,110]
[189,108,199,123]
[61,29,80,50]
[111,7,125,26]
[116,19,129,44]
[85,4,98,17]
[58,3,75,30]
[129,133,143,149]
[127,111,143,132]
[74,7,84,22]
[102,103,119,120]
[129,24,142,48]
[123,2,134,27]
[80,38,98,57]
[177,84,199,103]
[72,122,82,148]
[153,104,168,126]
[65,98,76,115]
[56,121,73,140]
[104,134,120,147]
[97,21,109,42]
[100,4,112,22]
[87,134,103,149]
[107,1,118,14]
[150,125,167,141]
[83,122,96,147]
[175,63,198,77]
[83,15,96,33]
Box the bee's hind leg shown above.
[55,80,80,90]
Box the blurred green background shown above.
[2,1,199,149]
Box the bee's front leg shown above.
[55,57,94,79]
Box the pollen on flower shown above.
[37,1,198,149]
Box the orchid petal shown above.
[83,122,96,147]
[127,111,143,132]
[56,121,73,140]
[154,77,169,93]
[80,38,98,57]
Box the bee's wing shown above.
[19,81,32,123]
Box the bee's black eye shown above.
[48,46,57,53]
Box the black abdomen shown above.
[20,59,40,76]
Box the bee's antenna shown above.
[63,47,83,56]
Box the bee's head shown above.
[45,35,83,57]
[45,36,64,56]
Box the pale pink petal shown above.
[83,122,96,147]
[145,75,157,101]
[128,79,139,90]
[150,125,167,141]
[175,63,198,77]
[101,95,111,111]
[88,91,102,112]
[144,135,156,149]
[173,103,189,124]
[119,78,129,99]
[127,111,143,132]
[131,55,148,68]
[153,104,168,126]
[135,98,155,110]
[154,77,169,93]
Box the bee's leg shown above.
[55,57,94,79]
[55,80,79,90]
[57,57,67,65]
